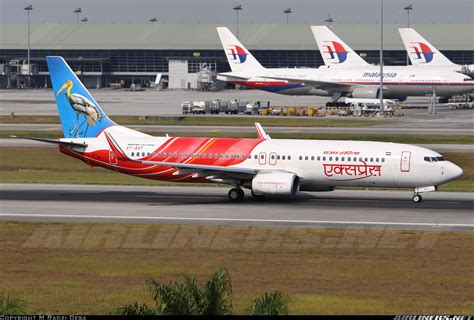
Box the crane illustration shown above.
[56,80,102,137]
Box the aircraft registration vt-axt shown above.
[19,56,463,202]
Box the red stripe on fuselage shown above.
[60,137,263,183]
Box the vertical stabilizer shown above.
[311,26,369,67]
[47,56,115,138]
[216,27,265,73]
[398,28,455,66]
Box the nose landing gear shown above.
[412,194,423,203]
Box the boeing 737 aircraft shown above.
[398,28,474,77]
[15,56,464,203]
[217,27,474,101]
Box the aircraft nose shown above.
[449,162,463,180]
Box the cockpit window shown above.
[424,156,446,163]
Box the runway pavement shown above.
[1,184,473,231]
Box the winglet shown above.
[103,132,129,161]
[255,123,271,140]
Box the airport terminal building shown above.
[0,23,473,89]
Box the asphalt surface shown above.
[1,184,473,231]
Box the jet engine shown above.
[251,172,299,196]
[350,87,379,99]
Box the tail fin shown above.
[398,28,455,66]
[47,56,116,138]
[311,26,369,67]
[216,27,264,73]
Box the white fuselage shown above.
[222,65,474,98]
[64,126,463,192]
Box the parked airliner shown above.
[18,56,463,202]
[217,27,474,101]
[399,28,474,77]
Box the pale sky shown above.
[1,0,472,24]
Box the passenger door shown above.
[400,151,411,172]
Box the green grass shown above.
[0,115,391,127]
[3,130,474,144]
[0,147,472,191]
[1,222,473,314]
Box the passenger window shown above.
[317,156,320,161]
[376,158,379,162]
[277,155,281,160]
[341,157,345,161]
[353,157,357,161]
[220,154,224,158]
[131,152,134,156]
[271,155,275,160]
[335,157,339,161]
[236,154,240,159]
[311,156,314,161]
[147,152,150,156]
[168,152,172,157]
[282,155,286,160]
[288,156,291,160]
[242,154,246,158]
[215,153,219,158]
[254,155,257,159]
[364,157,368,162]
[359,157,363,161]
[329,157,333,161]
[173,153,177,158]
[142,152,145,157]
[323,156,326,161]
[202,154,207,158]
[382,158,385,162]
[370,157,373,162]
[196,154,200,158]
[157,152,161,157]
[209,154,213,159]
[305,156,308,160]
[226,154,229,159]
[299,156,302,160]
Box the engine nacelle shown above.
[350,87,379,99]
[251,172,299,196]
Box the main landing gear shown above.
[228,187,244,202]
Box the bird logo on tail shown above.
[57,79,102,137]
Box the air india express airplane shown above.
[18,56,463,203]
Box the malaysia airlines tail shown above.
[398,28,455,66]
[311,26,369,67]
[216,27,265,74]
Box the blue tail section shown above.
[47,56,115,138]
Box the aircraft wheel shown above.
[412,194,423,203]
[228,188,244,202]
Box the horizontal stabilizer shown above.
[10,135,87,148]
